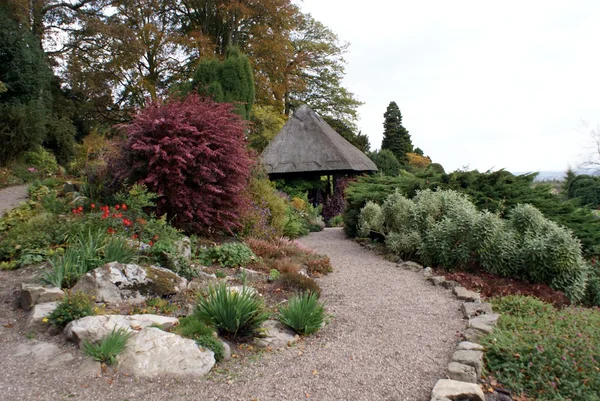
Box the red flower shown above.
[123,218,133,227]
[132,234,139,240]
[115,204,120,210]
[78,206,83,211]
[122,204,127,210]
[148,240,154,246]
[72,209,77,214]
[107,227,116,234]
[91,204,95,209]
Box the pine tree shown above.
[381,101,413,164]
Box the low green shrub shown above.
[82,327,132,365]
[48,291,95,327]
[268,269,280,281]
[195,283,270,338]
[174,315,225,361]
[199,243,257,268]
[359,189,590,302]
[482,296,600,400]
[327,214,344,227]
[279,291,325,335]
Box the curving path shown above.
[0,228,464,401]
[0,184,29,215]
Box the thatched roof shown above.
[261,105,377,175]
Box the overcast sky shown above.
[299,0,600,173]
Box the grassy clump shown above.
[48,291,95,327]
[279,291,325,335]
[82,327,132,365]
[173,315,225,361]
[195,283,270,338]
[482,295,600,400]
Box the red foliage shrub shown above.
[117,95,251,234]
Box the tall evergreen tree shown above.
[0,5,53,165]
[190,47,255,119]
[381,101,413,164]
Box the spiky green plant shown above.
[81,327,132,365]
[279,291,325,335]
[103,237,137,264]
[195,283,270,338]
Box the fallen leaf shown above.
[3,323,13,328]
[312,370,318,375]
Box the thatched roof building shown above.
[261,105,377,177]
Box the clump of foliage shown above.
[327,214,344,227]
[81,327,132,366]
[482,296,600,400]
[199,243,257,268]
[279,291,325,335]
[48,291,95,327]
[239,166,288,240]
[344,169,600,259]
[268,269,280,281]
[116,94,251,234]
[187,47,254,120]
[369,149,401,176]
[174,315,225,361]
[358,189,590,302]
[195,283,270,338]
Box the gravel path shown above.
[0,184,29,215]
[0,228,464,401]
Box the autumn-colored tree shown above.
[117,95,251,234]
[406,152,431,169]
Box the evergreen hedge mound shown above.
[358,189,590,303]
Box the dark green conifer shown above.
[381,101,413,164]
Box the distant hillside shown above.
[512,170,598,182]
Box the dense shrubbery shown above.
[198,243,256,268]
[344,170,600,258]
[116,95,251,234]
[358,189,590,302]
[482,296,600,400]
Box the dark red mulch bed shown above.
[434,269,570,308]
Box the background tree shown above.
[578,124,600,173]
[285,14,362,127]
[188,47,255,119]
[248,105,286,152]
[323,116,370,153]
[369,149,401,176]
[381,101,413,164]
[0,5,53,165]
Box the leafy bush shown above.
[304,254,332,276]
[81,327,132,366]
[268,269,280,281]
[0,213,69,261]
[195,283,270,338]
[238,168,288,240]
[48,291,95,327]
[327,214,344,227]
[361,189,590,302]
[116,94,251,234]
[482,296,600,400]
[369,149,401,176]
[174,315,225,361]
[282,207,309,239]
[199,243,256,267]
[279,291,325,335]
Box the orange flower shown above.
[122,204,127,210]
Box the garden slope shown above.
[0,228,464,401]
[0,184,28,215]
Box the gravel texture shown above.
[0,228,464,401]
[0,184,29,215]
